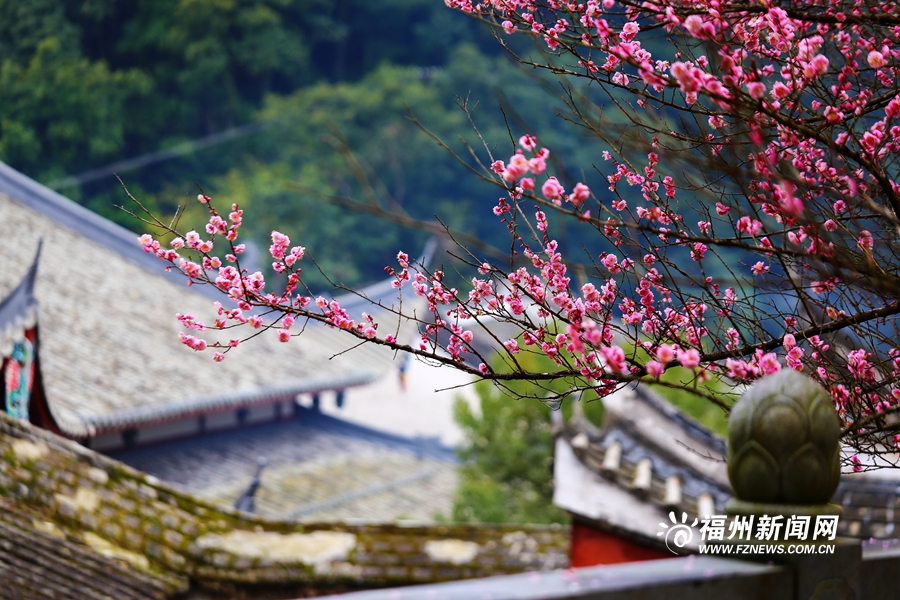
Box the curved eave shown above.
[66,370,375,438]
[0,242,41,359]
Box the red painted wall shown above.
[570,521,672,567]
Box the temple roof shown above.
[0,161,415,438]
[0,497,182,600]
[554,383,900,544]
[110,406,458,523]
[553,385,729,552]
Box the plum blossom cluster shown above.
[137,195,502,371]
[139,196,364,357]
[446,0,900,459]
[491,136,591,211]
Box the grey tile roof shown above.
[557,384,900,542]
[0,161,415,437]
[554,385,731,547]
[833,474,900,539]
[0,498,182,599]
[598,386,730,504]
[109,407,459,523]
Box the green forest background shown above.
[1,0,619,289]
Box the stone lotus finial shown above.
[727,369,841,504]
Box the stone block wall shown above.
[0,414,568,594]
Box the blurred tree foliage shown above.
[0,3,493,187]
[0,0,618,286]
[647,370,730,437]
[174,44,616,289]
[0,0,494,175]
[0,0,149,182]
[451,354,605,524]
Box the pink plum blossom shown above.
[541,177,565,203]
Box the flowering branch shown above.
[131,0,900,467]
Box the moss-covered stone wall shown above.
[0,414,568,595]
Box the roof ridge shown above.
[631,384,727,454]
[0,161,167,274]
[0,161,430,308]
[301,407,457,461]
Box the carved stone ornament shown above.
[727,369,841,504]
